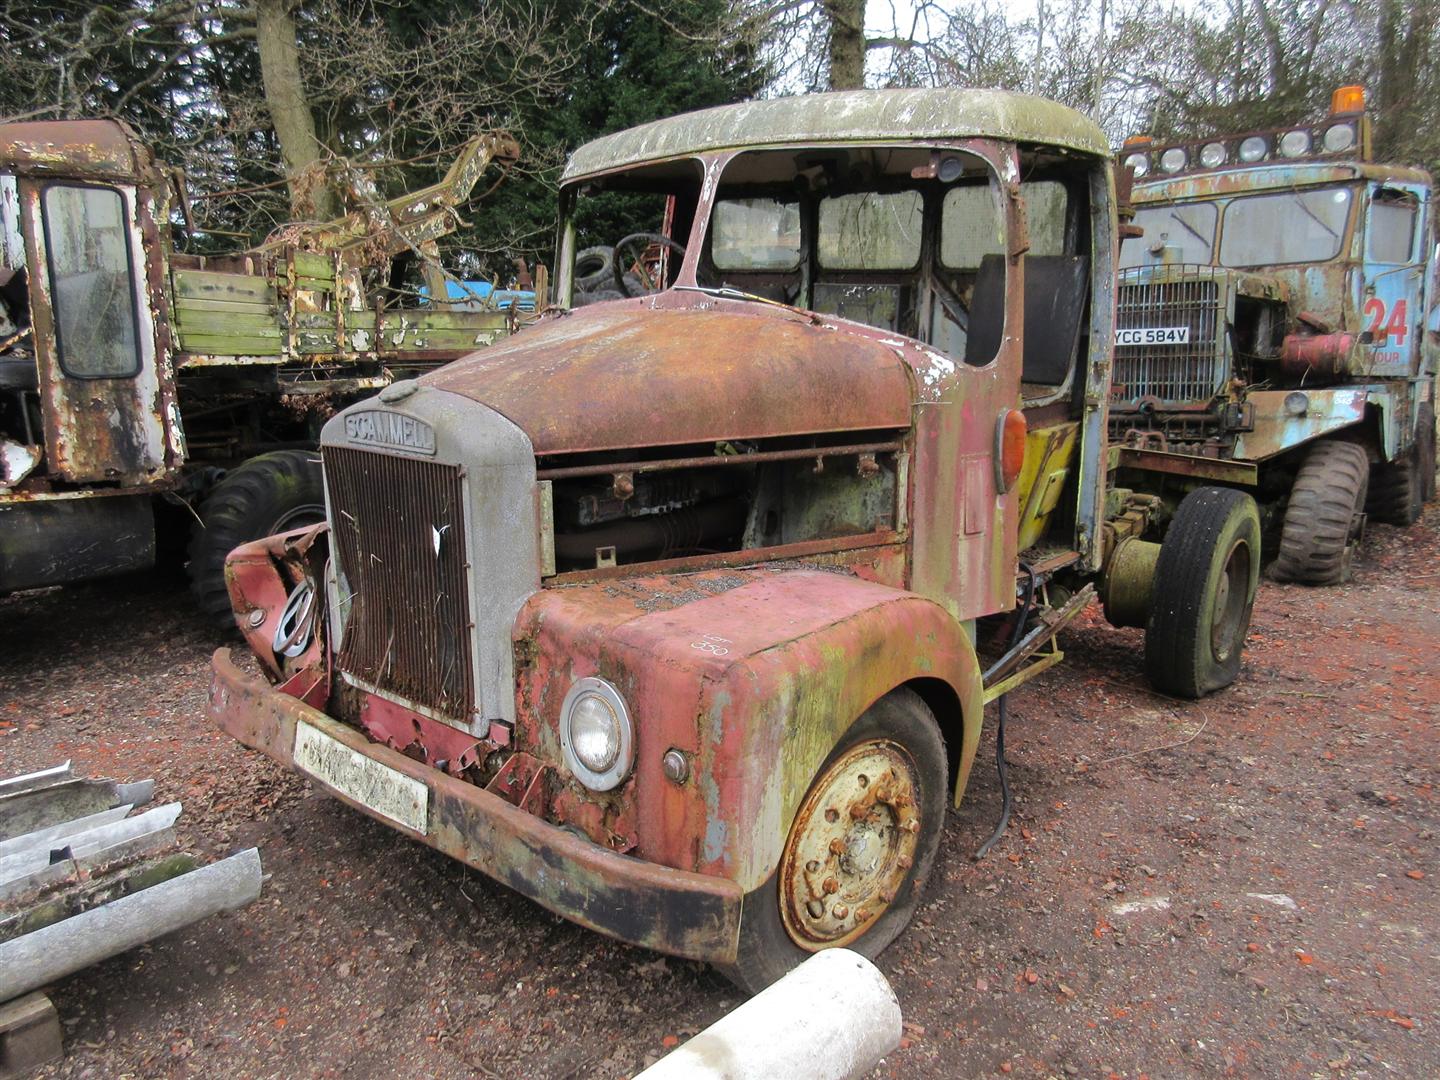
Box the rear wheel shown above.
[188,450,325,626]
[1274,440,1369,583]
[1369,403,1435,525]
[718,689,947,994]
[1145,486,1261,698]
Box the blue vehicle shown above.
[1114,85,1437,584]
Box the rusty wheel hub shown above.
[778,740,921,950]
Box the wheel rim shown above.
[268,502,325,535]
[778,739,922,951]
[1209,536,1252,662]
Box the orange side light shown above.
[1331,85,1365,115]
[996,409,1027,494]
[1122,135,1152,147]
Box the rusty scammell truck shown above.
[0,120,518,617]
[209,89,1263,991]
[1115,85,1438,584]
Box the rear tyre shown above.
[188,450,325,626]
[1145,486,1261,699]
[1274,440,1369,583]
[717,689,947,994]
[1369,403,1435,525]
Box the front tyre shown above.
[718,688,947,994]
[1145,486,1261,699]
[188,450,325,626]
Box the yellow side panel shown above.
[1014,420,1079,551]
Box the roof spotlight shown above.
[1279,129,1311,157]
[1160,147,1187,173]
[1199,142,1227,168]
[1238,136,1268,163]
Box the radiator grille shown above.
[1112,268,1225,405]
[325,446,474,719]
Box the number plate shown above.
[1116,326,1191,346]
[294,721,429,834]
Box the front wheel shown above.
[188,450,325,626]
[1145,486,1261,699]
[718,688,947,994]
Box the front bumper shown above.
[208,649,742,964]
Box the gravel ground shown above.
[1,508,1436,1079]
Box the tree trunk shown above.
[254,0,335,218]
[822,0,866,90]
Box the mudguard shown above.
[514,568,983,893]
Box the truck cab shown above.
[210,89,1260,991]
[1114,86,1437,583]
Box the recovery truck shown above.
[0,120,520,617]
[1115,85,1438,584]
[208,88,1261,991]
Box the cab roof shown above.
[0,119,162,182]
[562,88,1109,183]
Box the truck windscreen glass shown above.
[1118,203,1218,269]
[41,184,142,379]
[1219,187,1351,268]
[711,198,803,271]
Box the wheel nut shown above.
[850,803,868,820]
[806,900,825,919]
[829,838,846,855]
[879,889,894,903]
[806,859,820,873]
[823,877,839,894]
[904,819,921,834]
[856,908,872,922]
[833,905,849,920]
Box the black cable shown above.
[975,562,1037,860]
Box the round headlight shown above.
[1123,151,1149,178]
[1160,147,1187,173]
[1279,129,1311,158]
[1323,122,1356,153]
[559,677,634,790]
[1239,136,1268,163]
[1199,142,1227,168]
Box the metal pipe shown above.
[536,441,902,481]
[0,848,262,1001]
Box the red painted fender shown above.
[514,569,982,893]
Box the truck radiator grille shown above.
[1112,269,1225,406]
[325,446,474,719]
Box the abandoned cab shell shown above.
[210,88,1164,991]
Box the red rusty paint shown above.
[209,647,743,962]
[421,300,914,455]
[1280,331,1356,379]
[360,693,484,774]
[511,568,983,891]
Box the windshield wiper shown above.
[1167,210,1212,255]
[1292,194,1340,241]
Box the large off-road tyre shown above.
[1145,486,1261,699]
[1273,440,1370,584]
[1368,403,1436,526]
[573,246,614,293]
[718,689,947,994]
[187,450,325,626]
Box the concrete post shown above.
[635,949,902,1080]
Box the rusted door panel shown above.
[20,177,170,484]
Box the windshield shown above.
[1220,187,1352,267]
[1119,203,1217,268]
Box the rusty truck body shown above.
[0,120,518,614]
[209,89,1263,990]
[1114,86,1438,584]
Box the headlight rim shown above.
[559,676,635,791]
